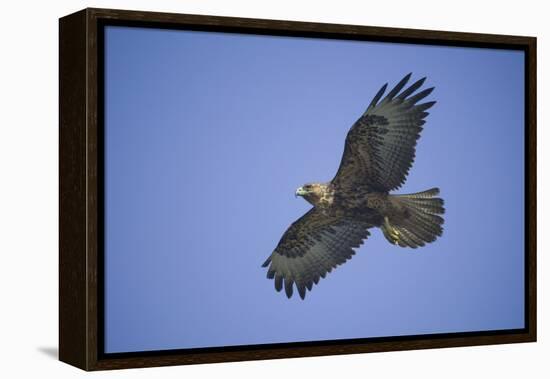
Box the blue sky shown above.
[103,26,525,353]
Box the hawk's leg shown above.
[382,216,400,245]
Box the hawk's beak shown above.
[295,187,307,197]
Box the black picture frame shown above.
[59,7,537,371]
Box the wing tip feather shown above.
[261,256,271,267]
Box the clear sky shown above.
[103,25,525,353]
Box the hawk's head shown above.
[295,183,329,206]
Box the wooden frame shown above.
[59,7,537,371]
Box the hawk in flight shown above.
[262,73,445,299]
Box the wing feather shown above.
[367,83,388,111]
[397,77,426,99]
[332,74,436,192]
[262,208,371,299]
[382,72,412,101]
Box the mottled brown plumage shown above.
[262,73,445,299]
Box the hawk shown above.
[262,73,445,299]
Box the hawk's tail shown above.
[381,188,445,248]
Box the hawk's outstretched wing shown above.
[262,208,371,299]
[332,73,436,192]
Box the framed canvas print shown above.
[59,8,536,371]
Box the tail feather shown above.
[381,188,445,248]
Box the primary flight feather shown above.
[262,73,445,299]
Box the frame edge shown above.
[526,36,537,343]
[59,9,89,371]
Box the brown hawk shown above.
[262,73,445,299]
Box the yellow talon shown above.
[384,216,400,245]
[392,230,400,244]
